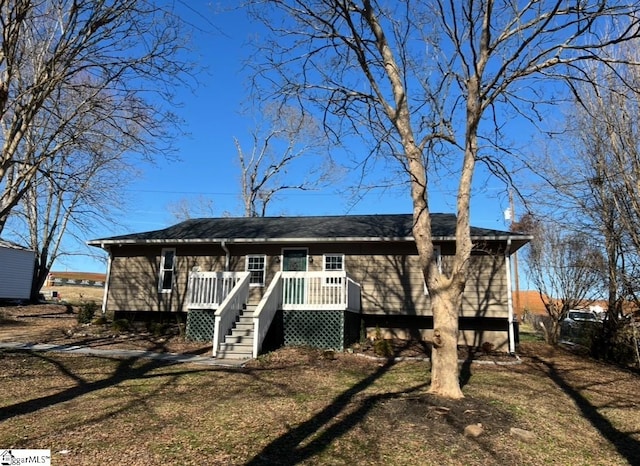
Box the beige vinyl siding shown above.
[219,244,284,303]
[106,245,226,313]
[460,254,508,318]
[350,252,430,315]
[106,243,283,312]
[309,242,508,319]
[105,241,509,320]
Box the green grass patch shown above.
[518,322,545,342]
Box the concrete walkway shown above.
[0,342,249,367]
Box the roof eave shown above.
[88,236,416,247]
[87,234,532,249]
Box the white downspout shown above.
[221,240,230,271]
[505,238,516,353]
[101,245,112,316]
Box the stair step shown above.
[214,307,257,359]
[225,334,253,344]
[234,321,252,329]
[220,340,252,349]
[228,328,253,338]
[217,351,252,360]
[218,341,253,359]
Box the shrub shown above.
[481,341,495,354]
[359,320,368,345]
[373,326,394,358]
[92,315,108,325]
[591,321,639,367]
[148,321,168,337]
[374,339,394,358]
[111,319,130,332]
[77,301,98,324]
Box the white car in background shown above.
[565,310,598,323]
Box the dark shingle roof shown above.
[89,213,530,249]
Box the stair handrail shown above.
[346,274,362,312]
[252,271,283,358]
[212,272,251,357]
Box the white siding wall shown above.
[0,245,35,300]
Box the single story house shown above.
[88,213,530,358]
[0,239,35,302]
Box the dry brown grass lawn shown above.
[1,305,639,465]
[40,285,104,304]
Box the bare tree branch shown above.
[0,0,194,232]
[235,104,336,217]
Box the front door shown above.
[282,249,308,272]
[282,249,308,304]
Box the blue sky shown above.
[59,1,520,274]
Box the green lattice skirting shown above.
[186,310,216,342]
[283,310,360,351]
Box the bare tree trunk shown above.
[401,114,464,398]
[430,288,464,398]
[549,319,560,346]
[423,75,479,399]
[30,257,50,302]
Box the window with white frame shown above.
[246,255,266,286]
[423,246,442,295]
[158,248,176,293]
[323,254,344,286]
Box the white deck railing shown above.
[281,271,361,311]
[252,271,362,357]
[187,271,246,310]
[212,272,251,357]
[187,270,362,358]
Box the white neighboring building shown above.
[0,239,35,301]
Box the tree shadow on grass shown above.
[6,352,213,443]
[0,346,215,423]
[459,350,476,388]
[533,355,640,465]
[245,358,430,466]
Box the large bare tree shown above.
[525,46,640,360]
[6,82,139,299]
[0,0,191,233]
[249,0,640,398]
[522,216,605,344]
[236,105,332,217]
[167,195,218,222]
[569,55,640,318]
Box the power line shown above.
[122,189,339,196]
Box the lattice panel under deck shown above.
[186,309,216,342]
[283,310,344,350]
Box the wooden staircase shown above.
[216,306,255,359]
